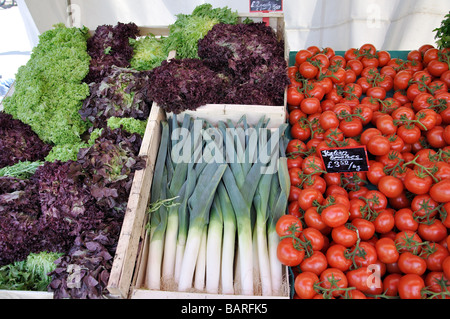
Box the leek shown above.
[145,121,170,290]
[177,162,227,292]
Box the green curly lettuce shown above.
[107,117,147,136]
[2,24,91,146]
[130,34,167,70]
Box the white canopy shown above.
[17,0,450,51]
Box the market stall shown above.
[0,1,450,301]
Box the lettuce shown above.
[129,34,167,71]
[162,3,239,59]
[2,24,91,146]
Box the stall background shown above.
[1,0,449,99]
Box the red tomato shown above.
[321,203,350,228]
[429,178,450,202]
[300,251,328,276]
[319,268,348,297]
[275,214,302,237]
[398,274,425,299]
[398,252,427,276]
[331,224,358,247]
[294,271,319,299]
[295,49,313,66]
[300,227,325,251]
[298,188,324,211]
[277,237,305,267]
[367,135,391,156]
[377,175,404,198]
[376,237,400,264]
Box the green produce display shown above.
[144,114,290,296]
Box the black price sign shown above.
[320,146,370,174]
[249,0,283,12]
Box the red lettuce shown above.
[79,66,153,127]
[148,58,227,114]
[84,22,140,84]
[0,112,52,169]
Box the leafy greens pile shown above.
[2,24,91,147]
[80,66,153,128]
[149,21,289,113]
[162,3,240,59]
[434,11,450,49]
[129,34,167,71]
[84,22,140,83]
[0,112,51,168]
[148,58,227,114]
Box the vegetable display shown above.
[283,43,450,299]
[149,21,289,113]
[143,115,289,296]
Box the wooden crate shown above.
[165,12,289,129]
[107,103,166,298]
[106,102,290,299]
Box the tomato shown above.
[304,207,330,233]
[418,219,448,243]
[425,272,449,293]
[288,186,302,202]
[383,273,402,296]
[429,178,450,203]
[295,49,313,66]
[394,70,413,90]
[300,97,321,115]
[325,244,352,272]
[288,201,302,218]
[403,169,433,195]
[287,155,303,170]
[290,121,311,141]
[378,50,392,67]
[373,209,395,234]
[416,108,438,131]
[398,274,425,299]
[351,218,376,241]
[331,224,358,247]
[427,59,449,77]
[364,190,388,211]
[300,250,328,276]
[300,227,325,251]
[346,59,364,76]
[286,139,307,155]
[302,155,325,175]
[298,188,324,211]
[321,203,349,228]
[275,214,302,237]
[351,241,378,267]
[394,208,419,232]
[319,268,348,297]
[346,266,379,294]
[299,61,319,79]
[398,252,427,276]
[339,118,363,138]
[367,135,391,156]
[395,230,423,254]
[277,237,305,267]
[443,256,450,280]
[366,86,387,100]
[424,243,449,272]
[294,271,319,299]
[289,167,303,187]
[377,175,404,198]
[376,237,400,264]
[287,87,304,106]
[397,124,421,145]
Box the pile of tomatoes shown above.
[277,43,450,299]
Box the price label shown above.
[249,0,283,12]
[320,146,370,174]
